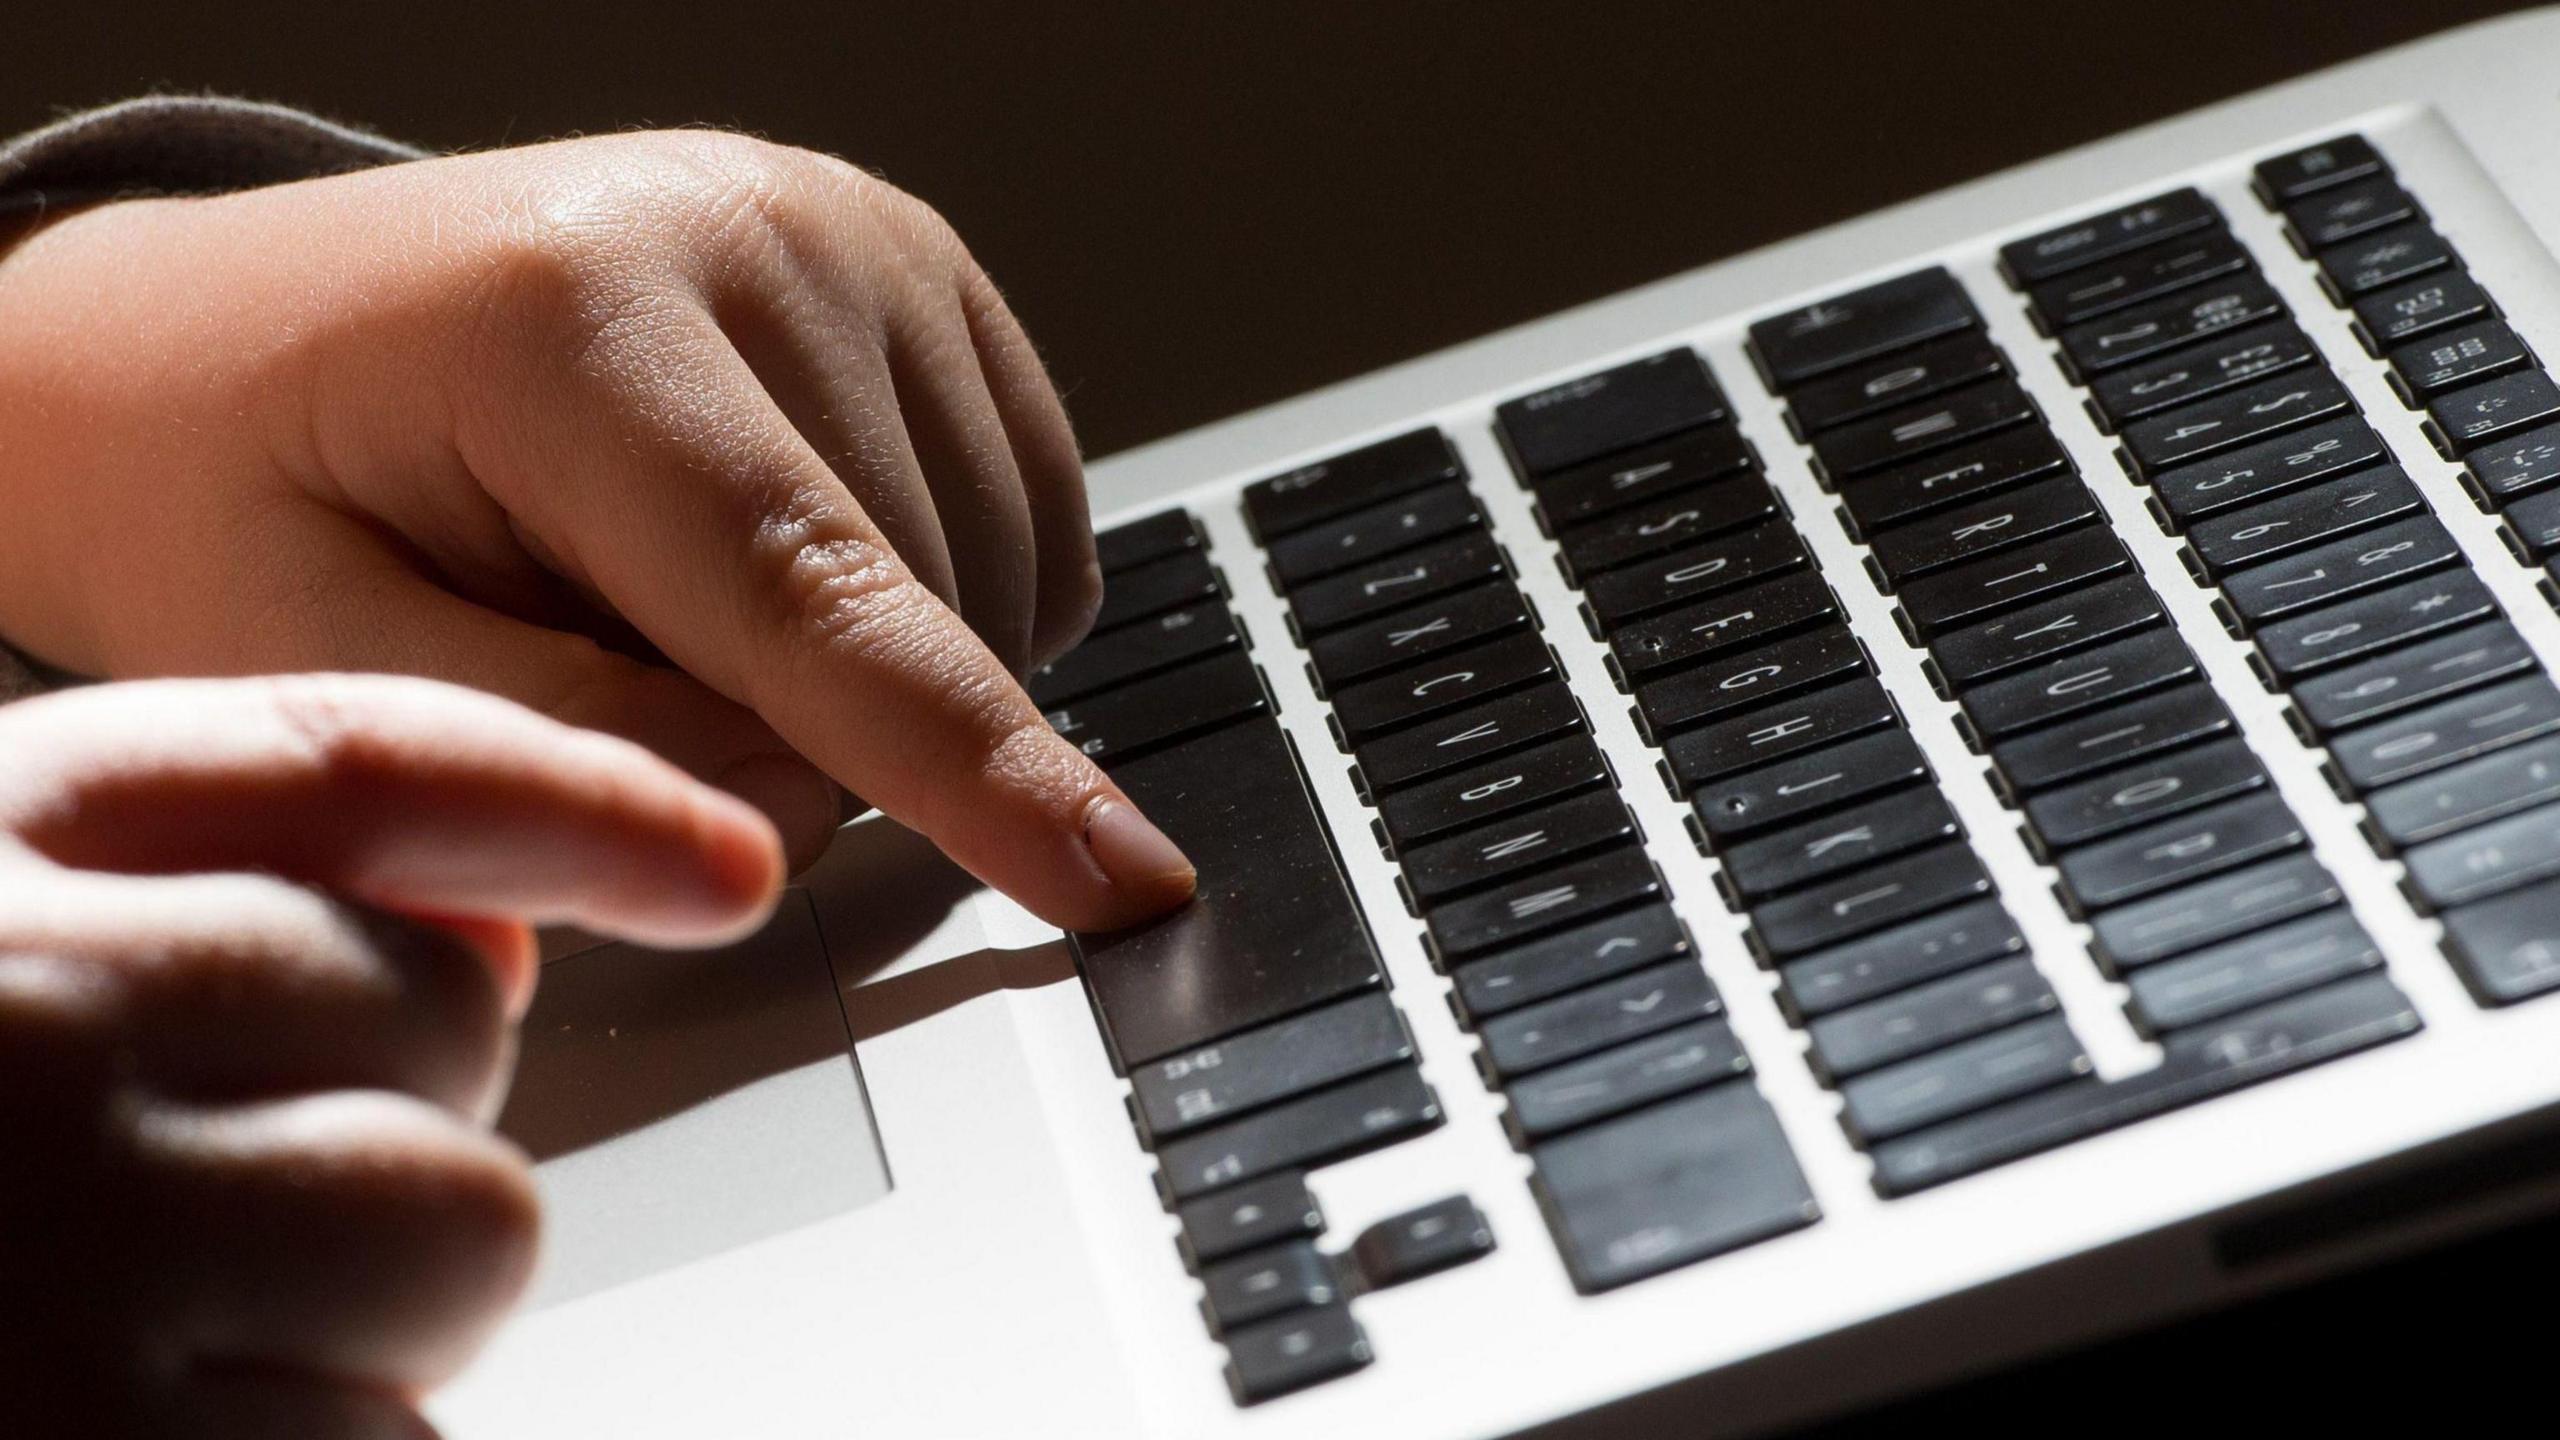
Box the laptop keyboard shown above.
[1045,130,2560,1404]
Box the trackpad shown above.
[498,891,890,1308]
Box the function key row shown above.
[1747,245,2419,1193]
[1053,504,1464,1404]
[2242,134,2560,1002]
[1264,403,1821,1298]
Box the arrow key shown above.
[1477,959,1720,1079]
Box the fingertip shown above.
[423,915,540,1023]
[710,752,838,878]
[1077,796,1197,929]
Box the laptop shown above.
[433,12,2560,1436]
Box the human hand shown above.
[0,673,782,1437]
[0,130,1192,929]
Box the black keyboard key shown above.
[1747,842,1994,960]
[1808,957,2058,1081]
[2329,675,2560,793]
[2024,737,2269,852]
[2090,853,2344,971]
[2318,224,2456,300]
[1775,899,2024,1021]
[1244,429,1465,540]
[1661,678,1902,796]
[1837,426,2074,537]
[1959,629,2201,743]
[2222,515,2465,631]
[1533,425,1756,529]
[1350,1196,1496,1287]
[1785,330,2008,434]
[1308,581,1528,691]
[1718,788,1963,903]
[2352,270,2496,351]
[2058,274,2285,377]
[2056,792,2307,914]
[1425,847,1663,963]
[2001,187,2221,284]
[2181,465,2427,580]
[1690,728,1934,846]
[1096,509,1202,573]
[1504,1021,1751,1142]
[2252,568,2495,681]
[1401,790,1636,903]
[1076,721,1382,1068]
[2386,318,2531,404]
[1896,527,2132,637]
[1223,1305,1371,1404]
[1202,1240,1338,1335]
[1585,523,1810,628]
[1870,974,2419,1196]
[1610,571,1842,680]
[1498,349,1728,477]
[1290,531,1506,635]
[2442,880,2560,1004]
[2086,322,2320,429]
[2254,135,2387,205]
[1331,632,1556,742]
[2148,416,2387,527]
[2121,368,2355,477]
[1989,683,2235,794]
[1048,648,1267,766]
[2029,229,2252,330]
[1748,266,1980,386]
[1093,548,1222,632]
[1129,993,1414,1141]
[1531,1083,1819,1293]
[1157,1066,1441,1201]
[1356,682,1582,793]
[2405,803,2560,909]
[2367,733,2560,850]
[1928,575,2166,689]
[2502,488,2560,562]
[2429,369,2560,454]
[1557,473,1784,581]
[1451,902,1692,1021]
[1867,476,2100,590]
[2286,175,2420,248]
[1267,482,1484,587]
[1479,959,1720,1078]
[1635,625,1868,739]
[1375,733,1611,852]
[1177,1172,1325,1269]
[1808,380,2037,484]
[2460,420,2560,507]
[2126,910,2382,1034]
[2289,621,2538,735]
[1840,1015,2089,1144]
[1030,599,1240,707]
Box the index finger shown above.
[467,309,1195,931]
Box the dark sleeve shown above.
[0,96,426,700]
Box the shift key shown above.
[1073,719,1383,1068]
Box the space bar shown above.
[1069,717,1384,1070]
[1870,974,2420,1196]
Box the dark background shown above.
[9,0,2547,1428]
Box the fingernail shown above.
[1083,797,1196,911]
[715,753,845,873]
